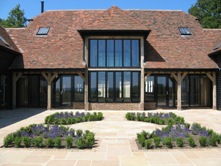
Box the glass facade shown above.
[52,75,84,107]
[181,75,212,107]
[17,75,47,107]
[145,74,212,108]
[89,39,140,68]
[145,75,176,107]
[0,75,6,108]
[89,71,140,102]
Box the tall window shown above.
[89,39,140,68]
[89,71,140,102]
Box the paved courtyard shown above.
[0,109,221,166]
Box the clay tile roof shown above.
[80,6,149,31]
[0,26,20,53]
[6,7,221,70]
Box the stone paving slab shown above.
[1,109,221,165]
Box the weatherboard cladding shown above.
[6,6,221,69]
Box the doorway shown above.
[145,75,176,108]
[52,75,84,108]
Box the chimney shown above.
[41,1,44,13]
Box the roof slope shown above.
[80,6,149,31]
[128,10,221,69]
[6,6,221,69]
[0,26,20,53]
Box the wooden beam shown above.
[77,72,85,81]
[171,72,187,111]
[144,72,152,80]
[171,72,178,82]
[206,72,216,110]
[12,72,22,109]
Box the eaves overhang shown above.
[78,29,151,38]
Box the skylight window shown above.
[0,36,11,47]
[179,27,192,36]
[36,27,50,35]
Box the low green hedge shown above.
[3,124,95,149]
[45,112,103,125]
[125,112,186,125]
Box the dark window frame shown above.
[36,27,50,35]
[179,27,192,36]
[89,39,140,68]
[88,71,140,103]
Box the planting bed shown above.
[3,124,95,149]
[45,111,103,124]
[125,112,185,125]
[128,112,221,150]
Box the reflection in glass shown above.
[107,40,114,67]
[132,40,139,67]
[124,72,131,102]
[90,72,97,102]
[74,76,84,102]
[124,40,131,67]
[90,40,97,67]
[98,40,105,67]
[98,72,105,102]
[62,76,72,106]
[132,72,140,102]
[115,72,122,101]
[107,72,114,102]
[115,40,122,67]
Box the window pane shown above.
[40,76,47,106]
[132,40,139,67]
[132,72,140,102]
[124,40,131,67]
[107,72,114,102]
[90,40,97,67]
[17,76,29,106]
[98,72,106,102]
[74,76,84,102]
[115,72,122,101]
[124,72,131,102]
[98,40,106,67]
[107,40,114,67]
[115,40,122,67]
[89,72,97,101]
[145,76,155,102]
[29,76,39,107]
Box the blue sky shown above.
[0,0,197,20]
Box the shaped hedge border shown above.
[45,112,103,125]
[3,124,95,149]
[125,112,186,125]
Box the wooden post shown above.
[140,37,145,110]
[84,69,89,111]
[42,72,58,110]
[12,72,22,109]
[177,73,182,110]
[206,72,217,110]
[171,72,187,110]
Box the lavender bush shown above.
[45,112,103,125]
[126,112,185,125]
[3,124,95,149]
[137,121,221,149]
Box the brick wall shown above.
[72,102,84,109]
[144,102,156,110]
[88,103,144,110]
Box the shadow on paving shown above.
[0,108,46,129]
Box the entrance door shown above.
[61,76,72,107]
[156,76,175,108]
[157,76,167,107]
